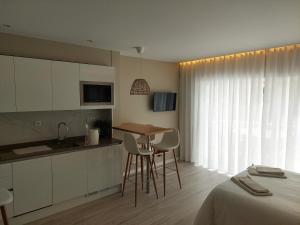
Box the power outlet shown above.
[33,120,42,127]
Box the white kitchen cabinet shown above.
[80,64,115,110]
[0,164,13,222]
[79,64,115,82]
[52,151,87,204]
[0,163,12,189]
[87,145,122,194]
[12,157,52,216]
[87,147,109,193]
[112,145,123,186]
[0,55,16,112]
[52,61,80,110]
[14,57,52,111]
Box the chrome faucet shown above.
[58,122,70,141]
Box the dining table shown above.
[112,122,172,193]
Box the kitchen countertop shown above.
[0,136,122,164]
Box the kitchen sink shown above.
[13,145,53,155]
[13,141,81,155]
[47,141,81,149]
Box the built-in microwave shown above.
[80,81,114,106]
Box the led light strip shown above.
[180,44,300,65]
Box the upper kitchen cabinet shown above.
[14,57,52,112]
[79,64,115,82]
[0,56,115,112]
[52,61,80,110]
[0,55,16,112]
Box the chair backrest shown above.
[149,135,156,141]
[161,128,180,148]
[123,132,140,155]
[137,134,155,143]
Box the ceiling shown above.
[0,0,300,62]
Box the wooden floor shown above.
[26,162,228,225]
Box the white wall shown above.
[115,56,179,167]
[117,55,179,128]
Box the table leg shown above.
[146,135,150,193]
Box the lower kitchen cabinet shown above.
[0,163,13,220]
[3,143,122,220]
[52,151,87,204]
[12,157,52,216]
[112,145,122,186]
[87,148,106,193]
[87,145,122,194]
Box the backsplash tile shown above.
[0,109,111,145]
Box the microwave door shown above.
[81,82,114,105]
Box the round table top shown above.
[0,188,13,206]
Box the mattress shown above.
[194,170,300,225]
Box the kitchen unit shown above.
[0,137,122,224]
[0,53,121,225]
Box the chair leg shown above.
[173,149,182,189]
[135,155,138,207]
[0,206,9,225]
[152,154,158,177]
[148,156,158,199]
[127,154,133,179]
[163,152,166,197]
[122,153,130,196]
[140,155,144,190]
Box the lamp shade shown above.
[130,79,150,95]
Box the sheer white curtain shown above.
[180,46,300,174]
[180,52,265,175]
[262,46,300,173]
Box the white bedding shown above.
[194,170,300,225]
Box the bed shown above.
[194,170,300,225]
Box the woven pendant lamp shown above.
[130,79,150,95]
[130,47,150,95]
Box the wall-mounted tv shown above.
[153,92,177,112]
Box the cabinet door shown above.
[112,145,123,186]
[87,145,122,194]
[0,55,16,112]
[79,64,115,82]
[13,157,52,216]
[87,147,112,193]
[52,61,80,110]
[0,164,13,219]
[0,163,12,189]
[14,57,52,111]
[87,148,105,193]
[52,151,87,204]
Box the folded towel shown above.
[231,176,273,196]
[248,166,287,179]
[255,166,284,175]
[238,176,269,193]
